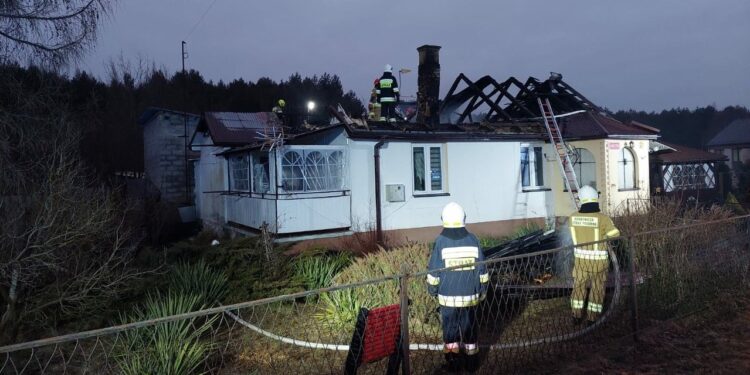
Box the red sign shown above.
[361,304,401,363]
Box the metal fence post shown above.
[399,264,411,374]
[627,236,640,342]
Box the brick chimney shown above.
[416,45,441,126]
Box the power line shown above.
[184,0,220,39]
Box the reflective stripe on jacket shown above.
[377,72,399,103]
[569,211,620,252]
[427,227,489,307]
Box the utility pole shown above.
[181,41,189,204]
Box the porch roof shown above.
[652,141,727,164]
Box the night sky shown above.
[81,0,750,111]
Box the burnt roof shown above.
[196,112,285,146]
[653,141,727,164]
[707,118,750,147]
[441,74,605,124]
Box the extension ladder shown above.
[537,97,581,209]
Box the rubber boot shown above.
[443,353,460,373]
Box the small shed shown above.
[650,141,727,202]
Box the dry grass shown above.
[614,198,748,320]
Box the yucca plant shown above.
[317,243,438,331]
[293,252,352,290]
[168,260,229,305]
[315,288,366,329]
[117,293,218,375]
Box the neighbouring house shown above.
[707,118,750,189]
[649,141,727,204]
[139,107,200,205]
[189,45,659,243]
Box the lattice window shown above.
[281,148,347,192]
[662,163,716,192]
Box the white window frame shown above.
[412,143,447,195]
[251,151,272,194]
[618,147,637,190]
[278,146,348,193]
[572,147,596,189]
[520,144,546,190]
[229,154,250,192]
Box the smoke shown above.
[554,220,575,278]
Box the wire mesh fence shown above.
[1,215,749,374]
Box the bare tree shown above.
[0,0,114,65]
[0,72,143,344]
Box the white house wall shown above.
[348,140,552,232]
[225,195,277,231]
[276,195,351,233]
[192,133,226,231]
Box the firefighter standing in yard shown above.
[569,185,621,325]
[427,202,489,369]
[377,64,399,122]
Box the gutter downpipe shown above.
[374,138,387,245]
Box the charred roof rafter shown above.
[441,73,609,124]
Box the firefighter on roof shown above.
[377,64,399,122]
[569,185,620,325]
[427,202,489,369]
[368,79,381,121]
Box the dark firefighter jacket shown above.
[376,72,399,103]
[427,228,489,307]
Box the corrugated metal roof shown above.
[707,118,750,147]
[653,141,727,164]
[199,112,284,146]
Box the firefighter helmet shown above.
[579,185,598,204]
[442,202,466,228]
[384,64,393,73]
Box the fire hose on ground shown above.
[224,249,621,351]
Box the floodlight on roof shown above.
[307,101,316,112]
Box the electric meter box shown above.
[385,184,405,202]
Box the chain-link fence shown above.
[2,215,749,374]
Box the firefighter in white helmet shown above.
[376,64,399,122]
[427,202,489,370]
[569,185,620,325]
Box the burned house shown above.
[189,45,658,241]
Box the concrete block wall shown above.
[143,112,199,204]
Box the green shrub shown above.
[116,293,218,375]
[163,235,305,302]
[318,243,438,330]
[169,260,229,305]
[293,252,352,290]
